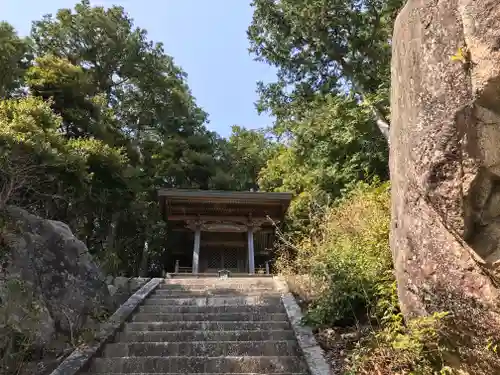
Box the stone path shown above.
[80,277,311,374]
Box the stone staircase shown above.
[81,277,310,374]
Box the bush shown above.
[276,180,392,327]
[276,180,456,374]
[346,280,452,374]
[0,279,43,375]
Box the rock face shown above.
[391,0,500,371]
[0,206,113,360]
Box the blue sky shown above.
[0,0,277,138]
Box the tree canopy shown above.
[0,0,239,275]
[248,0,403,139]
[0,0,400,274]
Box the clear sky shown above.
[0,0,276,138]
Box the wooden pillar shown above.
[247,226,255,274]
[192,226,201,274]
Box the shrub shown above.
[276,180,392,327]
[346,280,452,374]
[276,180,456,374]
[0,279,43,375]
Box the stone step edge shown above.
[116,330,296,340]
[120,329,294,333]
[137,307,286,312]
[273,276,331,375]
[92,355,303,359]
[152,289,280,292]
[143,300,281,305]
[152,287,280,290]
[124,321,292,332]
[132,312,288,317]
[126,320,288,324]
[151,293,280,297]
[83,373,307,375]
[106,340,298,345]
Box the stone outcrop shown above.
[0,206,113,373]
[390,0,500,371]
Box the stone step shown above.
[90,356,308,373]
[124,321,291,332]
[131,312,288,322]
[116,329,296,343]
[138,304,286,314]
[103,341,300,357]
[162,278,275,284]
[143,296,282,306]
[154,289,276,296]
[158,283,276,289]
[157,284,276,291]
[151,290,281,298]
[83,373,307,375]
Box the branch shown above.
[350,81,390,143]
[372,105,390,142]
[61,308,75,347]
[266,215,303,253]
[0,154,42,208]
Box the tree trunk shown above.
[105,212,120,253]
[351,81,390,142]
[139,239,149,277]
[371,105,390,142]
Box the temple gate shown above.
[157,189,292,275]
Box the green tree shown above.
[247,0,403,139]
[0,1,234,276]
[0,96,128,220]
[226,125,276,191]
[0,22,31,98]
[258,95,388,228]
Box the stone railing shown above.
[105,276,150,305]
[174,260,272,274]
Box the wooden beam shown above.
[201,240,246,247]
[171,228,275,234]
[158,189,293,202]
[167,215,280,222]
[168,215,248,222]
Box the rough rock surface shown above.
[0,206,113,373]
[391,0,500,371]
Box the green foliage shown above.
[0,22,31,98]
[347,291,452,374]
[279,179,472,375]
[277,182,457,373]
[277,181,392,326]
[0,1,250,277]
[225,125,277,191]
[247,0,396,222]
[248,0,402,137]
[0,96,128,214]
[258,95,388,230]
[0,279,44,374]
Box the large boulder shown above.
[0,206,112,366]
[391,0,500,371]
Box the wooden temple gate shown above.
[157,189,292,275]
